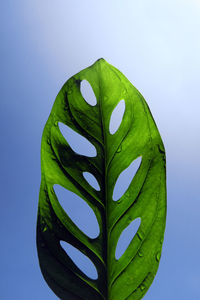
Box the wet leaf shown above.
[37,59,166,300]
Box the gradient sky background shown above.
[1,1,200,299]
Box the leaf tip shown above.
[96,57,106,62]
[94,57,109,67]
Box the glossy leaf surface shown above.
[37,59,166,300]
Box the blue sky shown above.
[1,1,200,299]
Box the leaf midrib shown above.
[98,68,108,300]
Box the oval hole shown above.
[60,241,98,280]
[113,156,142,201]
[54,184,100,238]
[59,122,97,157]
[81,80,97,106]
[115,217,141,260]
[109,100,125,134]
[83,172,100,191]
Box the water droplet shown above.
[47,138,51,145]
[158,144,165,154]
[156,251,161,262]
[138,251,143,257]
[128,216,132,223]
[67,89,72,95]
[43,226,48,232]
[137,231,144,241]
[122,89,127,96]
[117,145,122,153]
[140,284,145,291]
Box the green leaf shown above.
[37,58,166,300]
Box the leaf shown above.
[37,58,166,300]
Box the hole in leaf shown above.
[115,217,141,260]
[80,80,97,106]
[59,122,97,157]
[109,100,125,134]
[83,172,100,191]
[113,156,142,201]
[54,184,100,238]
[60,241,98,280]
